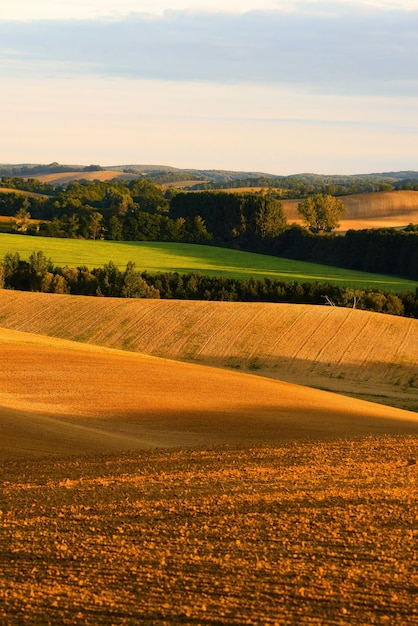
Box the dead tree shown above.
[321,295,336,306]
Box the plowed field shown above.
[1,291,416,411]
[0,437,417,625]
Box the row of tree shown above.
[1,252,417,318]
[266,226,418,281]
[185,174,418,195]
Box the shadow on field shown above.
[1,400,418,460]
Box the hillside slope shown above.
[1,327,417,459]
[0,291,416,410]
[34,170,140,184]
[282,190,418,230]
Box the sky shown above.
[1,0,417,175]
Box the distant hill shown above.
[2,162,418,190]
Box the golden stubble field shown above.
[281,190,418,230]
[1,291,417,411]
[35,170,140,185]
[1,326,417,459]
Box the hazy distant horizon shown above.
[2,160,418,179]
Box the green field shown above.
[0,232,416,292]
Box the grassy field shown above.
[0,233,416,292]
[1,437,417,625]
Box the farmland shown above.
[0,216,13,233]
[0,291,417,412]
[0,233,416,292]
[1,294,417,624]
[188,189,418,231]
[0,187,49,198]
[0,436,417,625]
[281,190,418,231]
[2,326,417,459]
[1,178,417,624]
[31,170,141,185]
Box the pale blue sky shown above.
[1,0,417,174]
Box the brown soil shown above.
[0,437,416,625]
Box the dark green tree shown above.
[107,215,124,241]
[297,193,346,232]
[247,194,287,239]
[121,262,160,298]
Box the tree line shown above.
[1,251,417,318]
[185,173,418,195]
[264,225,418,281]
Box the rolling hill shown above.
[1,325,417,460]
[0,291,416,412]
[1,165,417,624]
[1,288,417,622]
[281,190,418,230]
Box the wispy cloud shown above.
[1,4,417,172]
[1,8,417,96]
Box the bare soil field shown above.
[1,326,417,460]
[0,436,417,625]
[281,190,418,230]
[1,291,416,412]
